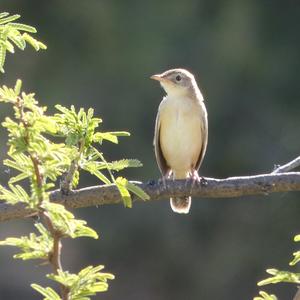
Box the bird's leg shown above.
[159,170,173,189]
[189,169,201,189]
[184,169,198,198]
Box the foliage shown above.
[0,12,148,299]
[253,291,277,300]
[254,233,300,299]
[0,12,46,73]
[0,78,145,298]
[53,104,149,206]
[32,265,114,300]
[0,223,51,260]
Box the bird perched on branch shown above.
[151,68,208,214]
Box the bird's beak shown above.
[150,74,164,81]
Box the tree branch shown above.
[273,156,300,173]
[294,287,300,300]
[1,171,300,222]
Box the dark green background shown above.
[0,1,300,299]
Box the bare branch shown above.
[1,171,300,223]
[273,156,300,173]
[293,287,300,300]
[42,211,70,300]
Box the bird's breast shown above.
[159,96,204,178]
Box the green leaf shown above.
[115,177,132,208]
[290,251,300,266]
[8,31,26,50]
[0,223,52,260]
[93,131,130,144]
[109,159,142,171]
[8,22,37,33]
[31,284,61,300]
[108,131,130,137]
[126,181,150,201]
[0,184,30,205]
[9,172,30,183]
[258,269,300,286]
[93,132,118,144]
[0,12,9,19]
[294,234,300,242]
[253,291,278,300]
[47,266,114,299]
[14,79,22,95]
[5,40,14,53]
[4,157,32,174]
[22,33,47,50]
[82,161,111,184]
[0,14,20,24]
[42,202,98,239]
[0,44,6,72]
[72,169,80,188]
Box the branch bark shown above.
[273,156,300,173]
[294,288,300,300]
[1,171,300,222]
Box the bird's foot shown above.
[189,170,201,189]
[158,170,173,189]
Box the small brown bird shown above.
[151,68,208,214]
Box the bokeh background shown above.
[1,1,300,299]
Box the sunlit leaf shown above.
[126,181,149,201]
[253,291,278,300]
[31,284,61,300]
[258,269,300,286]
[115,177,132,208]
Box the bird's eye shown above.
[175,75,182,82]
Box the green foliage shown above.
[41,202,98,239]
[0,12,46,73]
[0,183,30,205]
[115,177,149,208]
[0,80,147,208]
[48,266,114,298]
[0,223,51,260]
[253,291,277,300]
[254,233,300,299]
[0,80,75,207]
[31,284,61,300]
[0,78,147,298]
[0,11,148,299]
[53,104,149,206]
[0,79,147,297]
[32,266,114,300]
[258,269,300,286]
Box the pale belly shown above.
[159,98,203,178]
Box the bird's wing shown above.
[153,104,169,176]
[195,103,208,171]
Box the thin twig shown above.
[273,156,300,173]
[42,212,69,300]
[60,161,77,194]
[60,140,84,195]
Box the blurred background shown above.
[0,0,300,299]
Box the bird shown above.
[151,68,208,214]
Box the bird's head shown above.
[150,68,200,98]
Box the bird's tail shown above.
[170,196,191,214]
